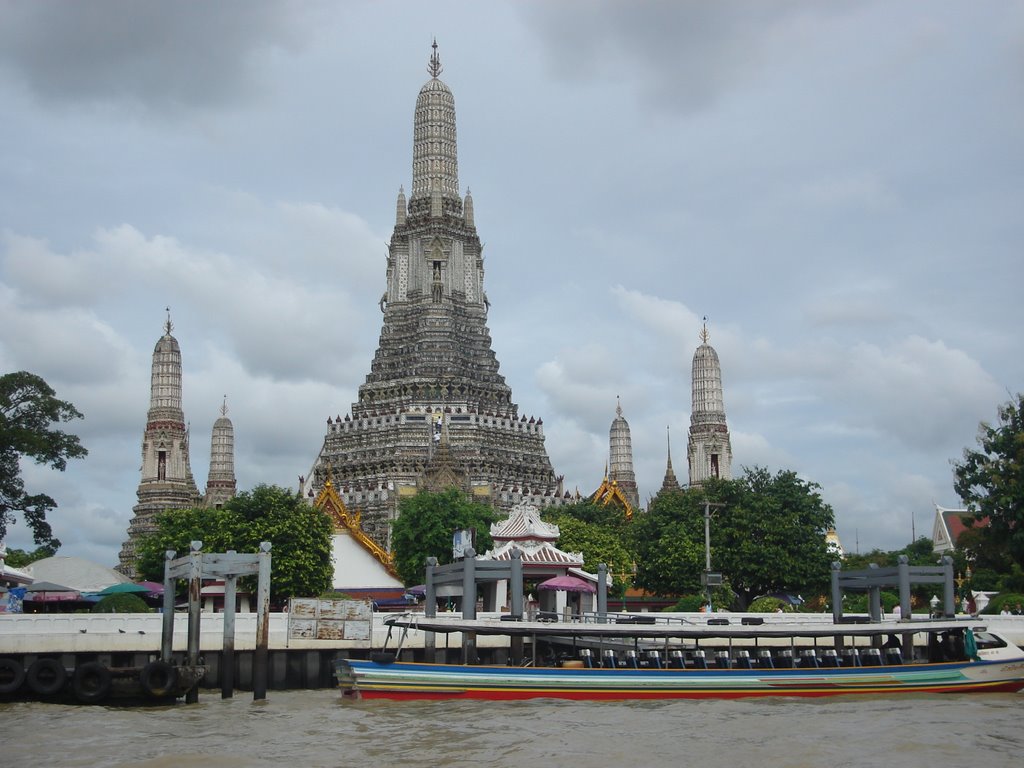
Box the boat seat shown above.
[690,650,708,669]
[757,649,774,669]
[578,649,594,668]
[646,651,662,669]
[840,648,860,667]
[668,650,686,669]
[775,650,795,669]
[799,650,820,668]
[625,650,640,669]
[861,648,884,667]
[734,650,754,669]
[714,651,732,669]
[820,649,840,668]
[601,649,618,669]
[884,648,904,665]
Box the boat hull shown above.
[336,658,1024,701]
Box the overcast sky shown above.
[1,1,1021,568]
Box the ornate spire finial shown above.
[700,316,709,344]
[164,306,173,335]
[616,395,622,418]
[667,425,672,459]
[428,38,443,78]
[220,395,228,418]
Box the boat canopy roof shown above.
[383,614,991,641]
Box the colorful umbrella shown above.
[24,581,81,602]
[537,575,597,594]
[97,582,151,596]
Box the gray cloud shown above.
[519,0,847,114]
[0,0,325,112]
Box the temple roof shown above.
[486,539,583,567]
[314,479,398,578]
[591,476,635,520]
[491,502,560,541]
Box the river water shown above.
[4,690,1022,768]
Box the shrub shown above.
[980,592,1024,615]
[666,594,706,612]
[748,596,793,613]
[92,594,151,613]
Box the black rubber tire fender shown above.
[26,657,68,696]
[139,660,178,698]
[72,661,112,704]
[0,658,26,695]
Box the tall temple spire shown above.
[660,425,681,493]
[410,40,461,210]
[608,397,640,511]
[687,318,733,487]
[118,314,201,576]
[204,395,237,509]
[306,46,562,547]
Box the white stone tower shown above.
[306,42,563,547]
[204,396,237,509]
[608,397,640,510]
[118,310,201,576]
[687,320,732,487]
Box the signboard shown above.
[287,598,372,641]
[452,529,473,559]
[701,572,724,587]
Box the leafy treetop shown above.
[135,484,333,603]
[390,488,498,586]
[953,393,1024,570]
[0,371,87,550]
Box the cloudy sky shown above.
[2,1,1021,568]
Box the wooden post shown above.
[222,559,237,699]
[830,561,843,623]
[161,549,176,662]
[424,557,438,661]
[942,556,956,617]
[253,541,272,701]
[597,563,608,620]
[461,547,477,664]
[186,541,203,704]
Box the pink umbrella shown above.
[537,575,596,594]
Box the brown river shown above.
[4,690,1022,768]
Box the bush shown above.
[748,596,793,613]
[92,594,151,613]
[666,594,706,612]
[980,593,1024,615]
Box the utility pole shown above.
[701,500,725,611]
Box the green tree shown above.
[713,468,835,608]
[390,488,498,585]
[542,513,635,594]
[631,469,835,607]
[548,499,631,533]
[953,393,1024,569]
[136,485,333,602]
[631,489,706,596]
[1,544,60,567]
[0,371,87,550]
